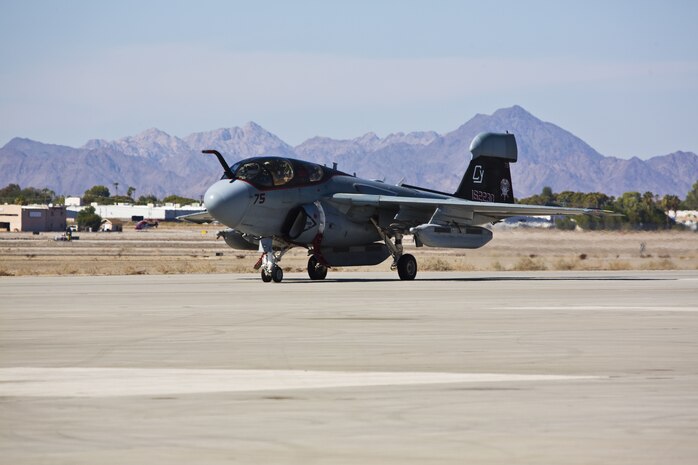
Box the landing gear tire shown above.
[271,265,284,283]
[307,256,328,280]
[261,269,272,282]
[397,254,417,280]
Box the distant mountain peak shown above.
[2,106,696,198]
[183,121,294,158]
[82,139,105,149]
[136,127,171,138]
[3,137,35,150]
[492,105,537,120]
[355,132,379,143]
[243,121,264,131]
[3,137,74,152]
[385,130,440,146]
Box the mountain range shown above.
[1,106,696,199]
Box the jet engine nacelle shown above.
[283,203,323,244]
[284,202,379,247]
[410,224,492,249]
[217,229,258,250]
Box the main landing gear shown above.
[307,255,328,280]
[396,253,417,280]
[370,218,418,281]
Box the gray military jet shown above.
[184,132,610,282]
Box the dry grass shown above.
[0,227,697,276]
[607,260,632,270]
[420,257,454,271]
[512,256,547,271]
[124,266,147,275]
[553,258,579,271]
[640,259,677,270]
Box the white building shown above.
[669,210,698,230]
[66,203,206,221]
[64,196,82,206]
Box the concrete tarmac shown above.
[1,271,697,464]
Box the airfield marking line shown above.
[0,367,603,398]
[498,306,698,312]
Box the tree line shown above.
[518,180,698,230]
[0,183,200,206]
[80,185,199,206]
[3,180,697,231]
[0,184,58,205]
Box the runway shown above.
[1,271,697,464]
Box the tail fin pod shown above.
[454,132,517,203]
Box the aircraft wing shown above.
[330,193,617,223]
[176,210,217,224]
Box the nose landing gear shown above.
[261,268,272,282]
[261,265,284,283]
[257,237,289,283]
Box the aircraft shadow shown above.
[275,275,673,284]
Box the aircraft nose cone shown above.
[204,180,252,228]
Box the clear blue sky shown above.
[1,0,696,158]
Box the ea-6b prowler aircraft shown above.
[184,132,610,282]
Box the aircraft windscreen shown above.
[309,165,323,182]
[233,158,294,188]
[223,161,242,180]
[262,159,294,186]
[236,162,261,181]
[229,157,335,188]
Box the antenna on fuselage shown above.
[202,150,234,180]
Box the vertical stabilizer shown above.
[454,132,517,204]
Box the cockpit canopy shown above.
[225,157,341,189]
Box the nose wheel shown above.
[271,266,283,283]
[261,265,284,283]
[261,268,272,282]
[258,237,289,283]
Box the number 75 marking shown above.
[253,193,266,204]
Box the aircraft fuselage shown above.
[204,163,445,248]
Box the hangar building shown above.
[0,205,67,232]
